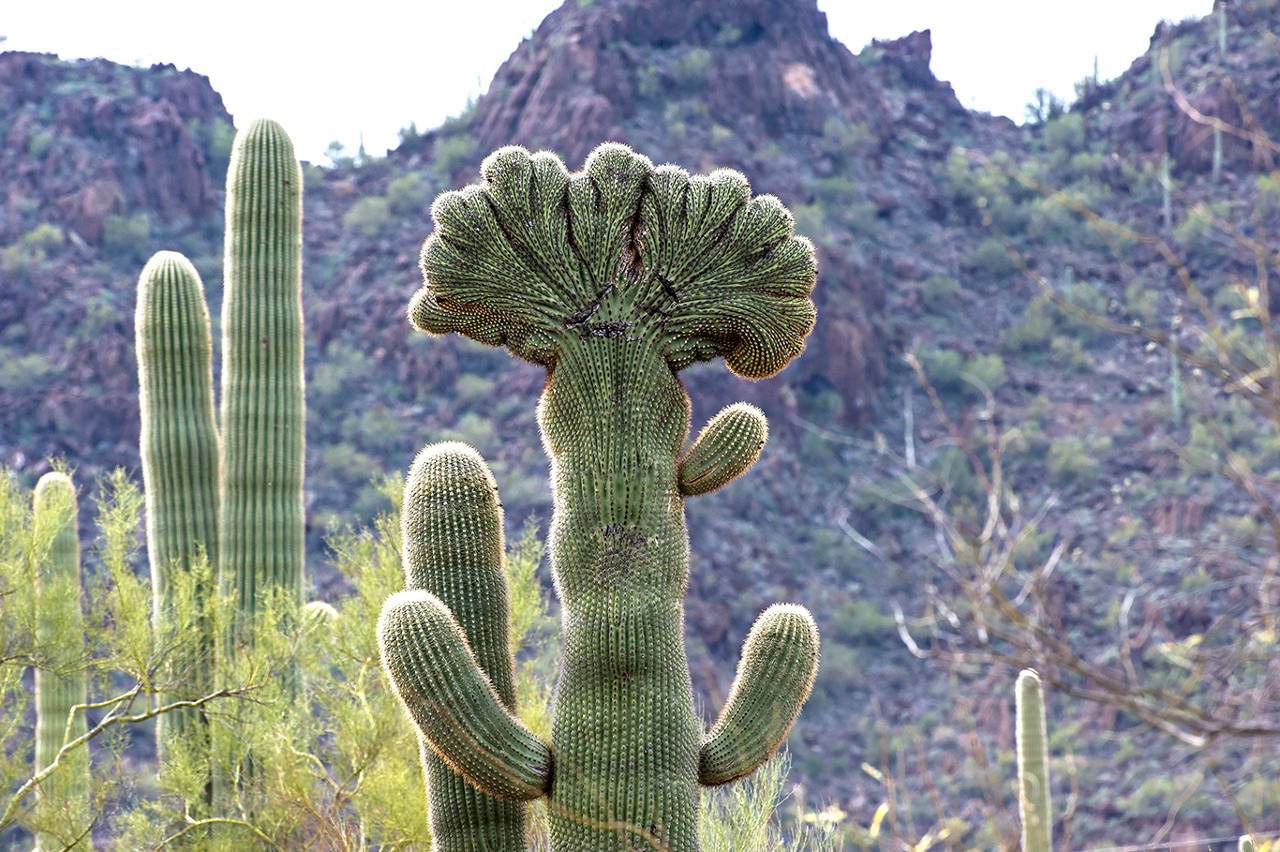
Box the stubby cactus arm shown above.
[699,604,819,786]
[679,403,768,496]
[379,592,552,801]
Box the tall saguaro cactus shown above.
[135,119,306,800]
[33,472,91,850]
[220,118,306,629]
[1016,669,1052,852]
[136,251,220,759]
[379,143,820,851]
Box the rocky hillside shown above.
[4,0,1280,842]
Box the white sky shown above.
[3,1,1214,164]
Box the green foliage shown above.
[343,194,392,238]
[1,223,64,275]
[963,236,1017,281]
[1042,113,1085,154]
[918,274,962,315]
[1047,435,1112,485]
[386,170,437,214]
[674,47,714,88]
[102,213,150,259]
[433,132,479,177]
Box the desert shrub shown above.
[1043,112,1086,154]
[344,195,392,238]
[1000,295,1056,353]
[387,171,437,214]
[919,274,962,314]
[102,213,150,260]
[1048,435,1112,485]
[434,132,479,177]
[674,47,714,88]
[963,237,1017,282]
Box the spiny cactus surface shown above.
[32,472,91,850]
[136,250,219,753]
[220,118,306,628]
[383,143,820,851]
[1016,668,1052,852]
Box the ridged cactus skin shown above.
[32,472,91,850]
[1016,669,1052,852]
[220,118,306,629]
[384,143,819,850]
[379,444,547,849]
[136,251,220,755]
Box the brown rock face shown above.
[0,52,229,243]
[470,0,962,165]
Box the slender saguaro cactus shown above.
[220,118,306,631]
[136,251,220,762]
[380,143,820,851]
[33,472,91,850]
[1016,669,1052,852]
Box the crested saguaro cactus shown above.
[32,471,91,850]
[136,251,220,759]
[379,143,821,851]
[1016,669,1052,852]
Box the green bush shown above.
[102,212,150,259]
[1000,295,1056,353]
[1047,435,1112,485]
[344,195,392,238]
[1042,113,1086,154]
[0,223,64,275]
[674,47,714,88]
[387,171,437,215]
[963,237,1017,281]
[919,274,962,314]
[434,132,479,177]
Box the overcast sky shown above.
[4,1,1214,164]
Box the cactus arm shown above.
[678,403,768,497]
[390,442,539,849]
[379,590,552,801]
[219,118,306,632]
[1016,669,1053,852]
[32,472,91,850]
[699,604,819,786]
[135,251,220,769]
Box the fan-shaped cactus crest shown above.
[380,142,820,851]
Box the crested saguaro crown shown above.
[379,142,821,852]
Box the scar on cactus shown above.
[380,142,820,851]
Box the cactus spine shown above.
[220,118,306,631]
[1016,669,1052,852]
[136,251,220,767]
[381,143,820,850]
[33,472,91,850]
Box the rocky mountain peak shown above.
[466,0,967,166]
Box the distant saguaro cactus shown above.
[33,471,91,850]
[379,143,820,851]
[1016,669,1052,852]
[135,119,308,802]
[220,118,306,630]
[136,251,219,763]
